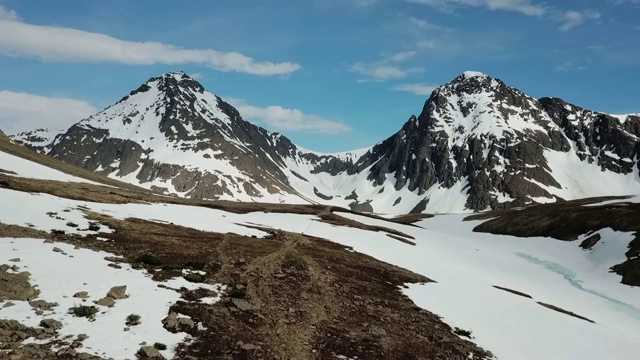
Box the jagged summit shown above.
[461,70,489,78]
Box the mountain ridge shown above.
[11,70,640,213]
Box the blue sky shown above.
[0,0,638,152]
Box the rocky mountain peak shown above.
[117,71,205,105]
[437,71,500,96]
[149,71,205,94]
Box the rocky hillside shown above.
[11,128,60,153]
[357,72,640,212]
[12,71,640,213]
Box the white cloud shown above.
[558,10,601,31]
[354,0,380,6]
[225,98,350,134]
[0,7,299,76]
[393,83,438,95]
[350,62,424,81]
[406,0,547,16]
[388,51,416,62]
[407,1,601,31]
[349,50,424,82]
[0,91,98,133]
[0,6,19,21]
[554,61,588,72]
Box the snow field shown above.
[0,239,222,359]
[0,151,102,185]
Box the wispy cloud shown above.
[0,7,300,76]
[0,6,19,21]
[353,0,381,7]
[225,98,350,134]
[350,51,423,82]
[350,63,409,81]
[555,61,588,72]
[0,91,97,133]
[406,0,547,16]
[388,50,416,62]
[557,10,601,31]
[407,0,601,31]
[392,83,438,95]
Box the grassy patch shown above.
[126,313,141,326]
[153,342,168,350]
[87,222,101,231]
[453,327,473,339]
[69,305,99,320]
[136,253,163,266]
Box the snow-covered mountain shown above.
[12,71,640,213]
[11,128,62,153]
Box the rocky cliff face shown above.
[13,71,640,213]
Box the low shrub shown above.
[69,305,99,320]
[453,327,473,339]
[126,313,141,326]
[87,222,101,231]
[153,342,167,350]
[136,253,163,266]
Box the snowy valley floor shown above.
[1,149,640,359]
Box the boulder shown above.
[138,345,164,358]
[95,297,115,307]
[162,312,195,331]
[39,319,63,331]
[73,291,90,299]
[107,285,127,300]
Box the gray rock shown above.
[39,318,63,330]
[231,298,260,311]
[240,343,261,351]
[367,325,387,337]
[107,285,127,300]
[73,291,90,299]
[8,258,20,262]
[162,312,195,330]
[77,333,89,341]
[580,233,602,250]
[138,345,164,358]
[95,297,115,307]
[29,300,59,311]
[52,247,64,253]
[57,348,77,357]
